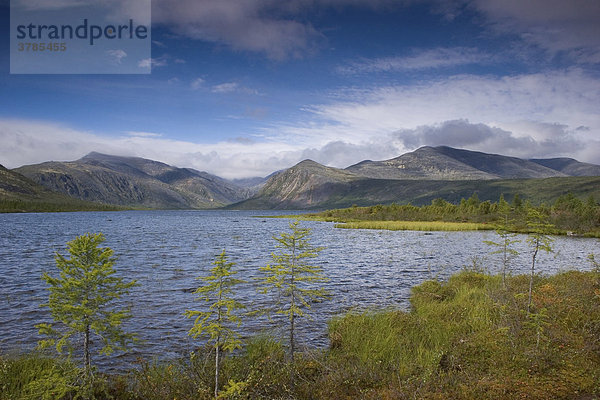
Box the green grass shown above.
[0,352,81,400]
[334,220,493,231]
[323,270,600,399]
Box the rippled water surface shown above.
[0,210,597,368]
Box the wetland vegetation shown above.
[304,193,600,237]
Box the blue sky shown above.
[1,0,599,178]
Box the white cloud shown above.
[190,78,205,90]
[211,82,239,93]
[150,57,169,68]
[0,119,118,168]
[264,69,600,163]
[0,118,306,179]
[125,131,163,138]
[211,82,258,95]
[106,49,127,64]
[300,140,401,166]
[392,119,600,161]
[137,56,169,69]
[138,59,152,68]
[338,47,492,74]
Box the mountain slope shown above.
[346,146,567,180]
[432,146,567,178]
[15,153,251,209]
[232,174,600,210]
[0,164,121,212]
[530,158,600,177]
[0,164,45,198]
[231,159,358,209]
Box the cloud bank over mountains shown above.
[3,0,599,178]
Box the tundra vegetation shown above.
[1,223,600,399]
[306,192,600,237]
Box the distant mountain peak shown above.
[346,145,572,180]
[83,151,105,158]
[82,151,132,160]
[295,159,321,166]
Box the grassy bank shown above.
[264,215,493,232]
[2,267,599,399]
[334,220,492,231]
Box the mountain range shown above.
[347,146,572,180]
[4,146,600,210]
[14,152,264,209]
[233,146,600,209]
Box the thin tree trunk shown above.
[290,310,295,362]
[502,239,507,287]
[528,241,538,313]
[214,343,220,399]
[215,276,223,399]
[84,322,91,378]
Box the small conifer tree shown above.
[185,250,245,399]
[525,209,554,312]
[485,195,520,287]
[37,233,137,379]
[256,220,330,363]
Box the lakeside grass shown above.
[274,214,600,235]
[3,268,599,399]
[334,220,492,232]
[270,214,495,232]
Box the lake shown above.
[0,210,597,368]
